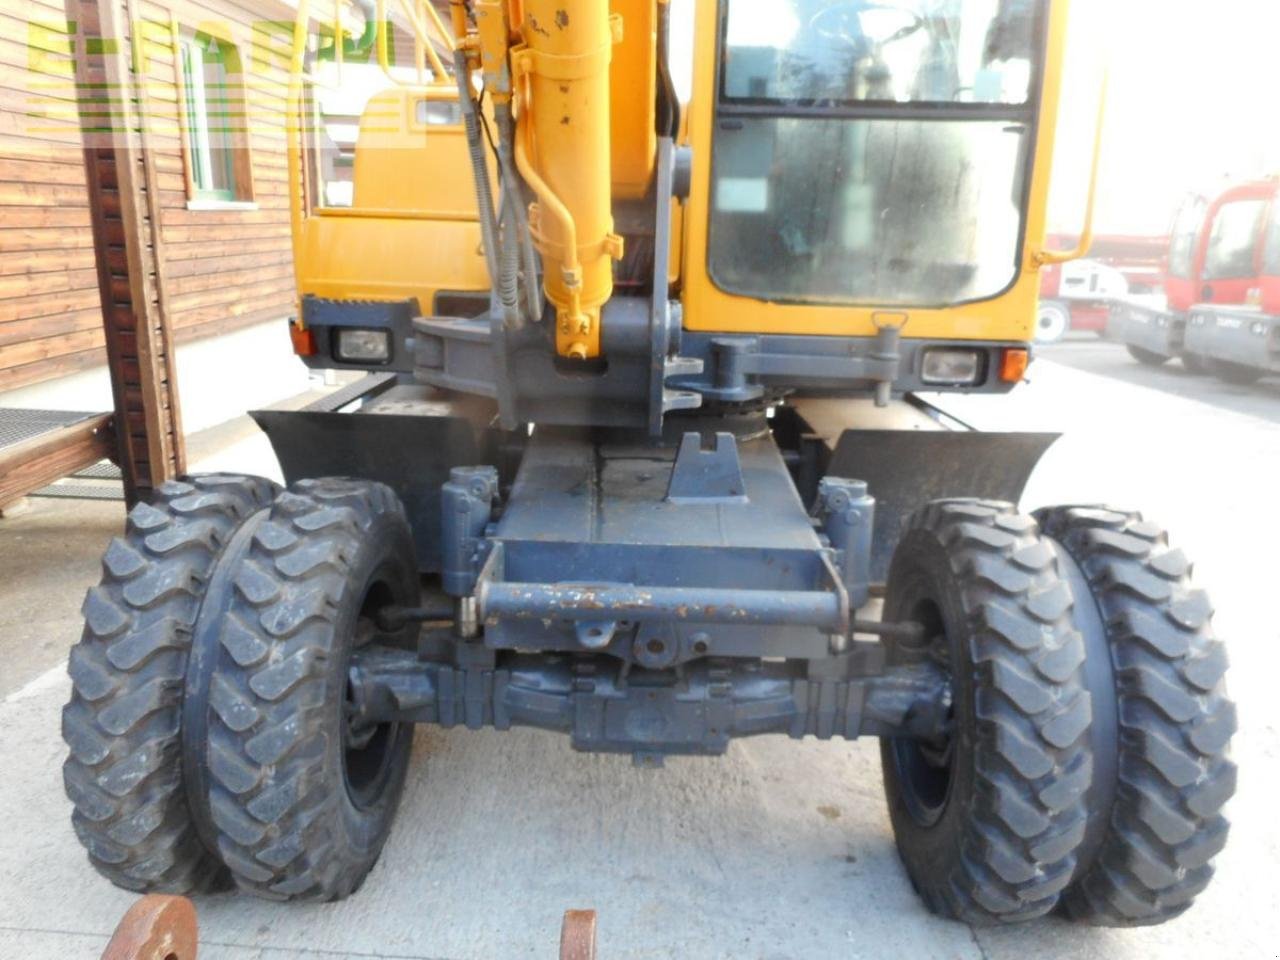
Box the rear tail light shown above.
[289,322,317,357]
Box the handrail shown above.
[395,0,449,82]
[422,0,456,51]
[1035,68,1109,266]
[375,0,453,88]
[288,0,461,241]
[333,0,343,77]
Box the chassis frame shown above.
[254,379,1057,763]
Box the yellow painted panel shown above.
[295,85,494,311]
[295,214,489,309]
[609,0,657,199]
[351,87,489,216]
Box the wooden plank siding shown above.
[0,0,305,392]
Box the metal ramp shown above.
[0,408,117,509]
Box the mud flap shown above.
[251,409,494,572]
[826,429,1060,584]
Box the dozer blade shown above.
[826,427,1060,583]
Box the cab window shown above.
[1203,199,1267,281]
[708,0,1042,309]
[1167,195,1206,280]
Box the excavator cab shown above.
[685,0,1046,338]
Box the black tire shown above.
[1126,344,1169,367]
[1035,507,1236,926]
[1208,359,1263,385]
[1180,353,1209,375]
[880,500,1093,925]
[62,474,279,893]
[202,478,418,901]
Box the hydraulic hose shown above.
[496,188,520,327]
[494,100,541,326]
[656,1,680,139]
[454,49,500,287]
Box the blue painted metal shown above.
[347,647,950,757]
[824,428,1058,583]
[298,296,417,373]
[251,390,499,573]
[467,428,853,662]
[441,465,499,597]
[815,477,876,612]
[413,312,1025,429]
[648,138,704,437]
[479,581,843,629]
[664,432,746,503]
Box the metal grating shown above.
[31,482,125,502]
[75,461,124,480]
[0,408,102,452]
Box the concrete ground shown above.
[1,342,1277,958]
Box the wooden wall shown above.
[0,0,301,394]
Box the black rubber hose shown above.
[656,2,680,139]
[493,100,541,325]
[454,49,501,286]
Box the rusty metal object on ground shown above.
[101,895,198,960]
[560,909,598,960]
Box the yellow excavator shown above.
[63,0,1235,929]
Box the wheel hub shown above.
[341,584,405,811]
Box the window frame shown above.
[704,0,1048,311]
[1202,198,1268,283]
[175,28,256,206]
[1167,194,1207,281]
[1264,199,1280,278]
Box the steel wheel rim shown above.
[342,577,403,811]
[890,597,955,828]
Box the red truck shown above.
[1109,177,1280,376]
[1036,234,1165,341]
[1181,195,1280,383]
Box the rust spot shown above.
[561,115,571,125]
[528,15,550,37]
[555,9,569,28]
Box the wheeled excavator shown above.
[63,0,1236,928]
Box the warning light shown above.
[999,348,1030,383]
[289,322,317,357]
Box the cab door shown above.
[1171,182,1276,311]
[1261,196,1280,316]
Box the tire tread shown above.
[1036,506,1236,926]
[887,500,1094,925]
[206,478,411,901]
[62,474,278,893]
